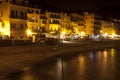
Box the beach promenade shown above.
[0,40,120,79]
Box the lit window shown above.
[32,17,35,19]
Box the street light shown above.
[81,31,85,35]
[0,28,5,35]
[100,30,102,33]
[26,29,32,37]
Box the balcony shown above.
[49,14,61,19]
[10,15,27,20]
[94,26,101,30]
[40,16,47,19]
[27,18,38,23]
[49,20,60,24]
[8,0,33,8]
[94,21,101,25]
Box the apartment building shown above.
[70,13,85,34]
[114,21,120,35]
[84,12,102,36]
[0,18,4,38]
[2,0,118,40]
[0,0,28,39]
[61,13,71,34]
[27,8,41,37]
[94,14,102,35]
[40,14,47,33]
[101,20,116,36]
[0,0,41,40]
[45,11,62,34]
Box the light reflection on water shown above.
[7,48,120,80]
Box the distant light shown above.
[112,32,116,36]
[27,30,32,35]
[104,33,108,36]
[51,19,53,23]
[5,32,9,35]
[81,32,85,35]
[32,17,35,19]
[61,31,66,35]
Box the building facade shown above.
[0,0,41,40]
[27,8,41,38]
[70,13,85,35]
[0,0,119,41]
[45,11,62,35]
[101,20,116,36]
[84,12,102,36]
[0,0,29,39]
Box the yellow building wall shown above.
[49,24,60,31]
[0,0,42,39]
[10,19,27,39]
[27,22,40,34]
[10,5,28,39]
[0,2,28,39]
[77,25,85,34]
[0,3,11,37]
[101,21,116,35]
[27,13,40,36]
[85,16,94,35]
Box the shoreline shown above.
[0,40,120,79]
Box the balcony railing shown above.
[8,1,33,8]
[10,15,27,20]
[49,14,61,19]
[27,19,38,23]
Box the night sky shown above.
[31,0,120,12]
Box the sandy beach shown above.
[0,40,120,79]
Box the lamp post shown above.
[27,29,32,37]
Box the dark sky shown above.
[32,0,120,12]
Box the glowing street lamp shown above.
[61,31,66,35]
[112,32,116,36]
[5,31,10,36]
[100,30,102,33]
[0,28,5,35]
[104,33,108,36]
[27,29,32,37]
[27,30,31,34]
[81,31,85,35]
[80,31,85,39]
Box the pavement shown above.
[0,40,120,79]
